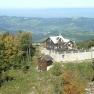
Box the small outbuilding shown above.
[38,55,53,71]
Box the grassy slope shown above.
[0,46,94,94]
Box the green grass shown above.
[0,48,54,94]
[0,66,53,94]
[63,60,94,81]
[0,59,94,94]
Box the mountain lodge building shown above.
[43,35,75,51]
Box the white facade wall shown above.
[41,48,94,62]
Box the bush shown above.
[51,63,63,76]
[63,70,86,94]
[52,76,63,94]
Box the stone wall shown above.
[41,48,94,62]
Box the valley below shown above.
[0,16,94,42]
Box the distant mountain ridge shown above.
[0,8,94,18]
[0,16,94,42]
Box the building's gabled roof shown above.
[49,35,70,44]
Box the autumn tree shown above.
[0,31,34,86]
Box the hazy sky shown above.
[0,0,94,9]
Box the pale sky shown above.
[0,0,94,9]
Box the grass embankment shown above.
[0,53,94,94]
[0,46,53,94]
[0,63,54,94]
